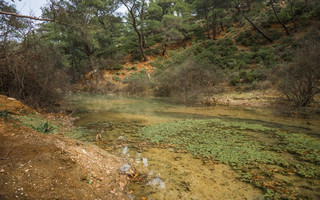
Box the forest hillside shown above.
[0,0,319,110]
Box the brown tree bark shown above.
[162,44,167,56]
[288,0,297,31]
[220,21,224,32]
[305,0,310,11]
[140,0,147,49]
[205,15,211,40]
[244,15,273,43]
[212,14,217,40]
[270,0,290,35]
[120,0,148,61]
[235,4,273,43]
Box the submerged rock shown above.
[147,177,165,190]
[119,164,131,173]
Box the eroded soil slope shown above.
[0,95,129,200]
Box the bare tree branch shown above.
[0,10,55,22]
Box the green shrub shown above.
[130,66,137,71]
[112,64,124,70]
[270,30,282,41]
[112,75,120,82]
[36,122,55,134]
[0,110,9,118]
[217,38,233,46]
[229,70,260,86]
[153,59,222,104]
[123,70,149,95]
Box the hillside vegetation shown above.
[1,0,320,108]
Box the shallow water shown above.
[69,94,320,199]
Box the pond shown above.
[69,94,320,200]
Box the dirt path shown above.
[0,96,129,200]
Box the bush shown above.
[277,41,320,107]
[36,122,55,134]
[270,30,282,41]
[0,37,69,109]
[0,110,9,118]
[123,70,149,95]
[229,70,259,86]
[153,59,222,105]
[129,66,137,71]
[112,75,120,82]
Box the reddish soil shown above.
[0,96,130,200]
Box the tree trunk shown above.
[220,21,224,32]
[138,31,148,61]
[235,5,273,43]
[212,14,217,40]
[270,0,290,35]
[120,0,148,61]
[305,0,310,11]
[182,39,187,49]
[141,0,147,48]
[288,0,297,31]
[205,15,211,40]
[244,15,273,43]
[162,43,167,56]
[84,44,96,71]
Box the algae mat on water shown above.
[139,119,320,199]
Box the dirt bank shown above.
[0,95,129,200]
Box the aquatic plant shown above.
[139,119,320,199]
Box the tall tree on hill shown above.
[193,0,213,39]
[269,0,290,35]
[193,0,227,40]
[288,0,297,31]
[154,0,176,15]
[41,0,121,74]
[120,0,148,61]
[231,0,273,42]
[160,14,184,55]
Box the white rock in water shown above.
[119,164,131,173]
[122,146,128,155]
[148,177,166,190]
[142,157,148,167]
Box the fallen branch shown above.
[0,143,15,160]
